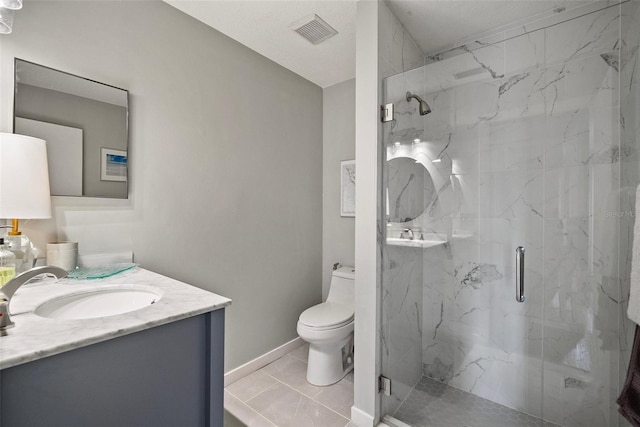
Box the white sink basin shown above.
[35,286,161,320]
[386,237,446,248]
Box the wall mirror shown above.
[387,157,436,222]
[13,59,129,199]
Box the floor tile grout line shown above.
[235,379,282,405]
[310,378,355,420]
[287,347,309,363]
[282,353,305,363]
[310,392,351,422]
[259,359,325,400]
[257,370,351,422]
[290,382,350,420]
[266,354,354,421]
[288,344,308,358]
[226,349,352,426]
[288,354,308,363]
[224,387,253,403]
[226,371,282,403]
[224,389,278,427]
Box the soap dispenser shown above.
[0,237,16,286]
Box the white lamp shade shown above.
[0,133,52,219]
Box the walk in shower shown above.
[379,1,640,426]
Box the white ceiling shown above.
[387,0,577,56]
[166,0,357,88]
[165,0,586,88]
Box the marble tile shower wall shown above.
[383,2,640,426]
[378,1,426,418]
[620,0,640,421]
[378,2,424,80]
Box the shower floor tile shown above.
[393,376,560,427]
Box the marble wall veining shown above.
[379,2,424,81]
[620,2,640,425]
[378,1,426,418]
[382,2,640,426]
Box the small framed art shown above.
[340,159,355,217]
[101,148,127,182]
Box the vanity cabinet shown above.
[0,309,225,427]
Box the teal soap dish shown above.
[66,263,138,280]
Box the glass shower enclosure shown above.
[379,1,640,426]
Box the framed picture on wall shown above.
[341,160,356,217]
[101,148,127,182]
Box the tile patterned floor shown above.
[392,376,560,427]
[224,343,354,427]
[225,347,559,427]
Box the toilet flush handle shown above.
[333,262,341,271]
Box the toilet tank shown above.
[326,266,355,306]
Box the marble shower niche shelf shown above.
[386,238,446,249]
[452,231,474,240]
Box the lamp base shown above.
[8,218,21,236]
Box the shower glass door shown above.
[380,40,545,426]
[379,2,637,426]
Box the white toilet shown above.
[297,266,355,386]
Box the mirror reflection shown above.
[387,157,436,222]
[13,59,129,198]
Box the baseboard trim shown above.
[350,406,376,427]
[224,337,304,387]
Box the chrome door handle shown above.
[516,246,525,303]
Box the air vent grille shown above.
[292,14,338,45]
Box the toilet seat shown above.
[299,302,353,330]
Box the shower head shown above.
[406,92,432,115]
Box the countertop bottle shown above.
[0,237,16,287]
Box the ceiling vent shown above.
[291,14,338,45]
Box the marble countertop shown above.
[0,267,231,370]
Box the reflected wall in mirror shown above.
[13,59,129,198]
[387,157,436,222]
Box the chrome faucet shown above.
[0,265,67,331]
[402,228,415,240]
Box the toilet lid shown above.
[299,302,354,329]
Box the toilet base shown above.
[306,332,354,386]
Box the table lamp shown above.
[0,132,51,272]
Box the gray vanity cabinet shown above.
[0,309,225,427]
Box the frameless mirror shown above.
[387,157,436,222]
[13,59,129,198]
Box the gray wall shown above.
[0,1,322,371]
[15,83,127,198]
[322,79,355,299]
